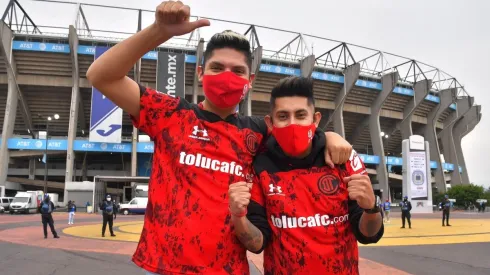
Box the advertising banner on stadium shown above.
[409,151,428,199]
[89,46,123,143]
[156,52,185,98]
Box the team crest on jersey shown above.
[317,174,340,195]
[245,132,258,154]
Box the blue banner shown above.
[73,140,131,152]
[358,154,380,164]
[259,64,300,76]
[11,40,456,110]
[7,138,68,150]
[12,41,69,54]
[425,94,440,103]
[355,79,382,90]
[136,142,155,153]
[78,45,96,55]
[3,138,460,172]
[311,71,344,83]
[89,46,123,143]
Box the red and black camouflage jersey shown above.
[130,85,267,275]
[250,129,384,275]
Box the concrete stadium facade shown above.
[0,0,482,202]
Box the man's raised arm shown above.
[86,1,209,119]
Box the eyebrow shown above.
[275,108,309,114]
[208,61,247,71]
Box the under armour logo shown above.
[192,126,208,137]
[417,202,424,207]
[269,184,282,194]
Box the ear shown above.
[264,115,273,131]
[248,73,256,88]
[313,112,322,127]
[197,66,204,82]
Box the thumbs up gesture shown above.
[154,1,210,38]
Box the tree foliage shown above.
[446,184,485,209]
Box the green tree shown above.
[447,184,484,209]
[482,187,490,201]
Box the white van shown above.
[119,197,148,215]
[0,197,14,211]
[9,191,42,214]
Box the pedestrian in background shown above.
[441,195,451,227]
[99,194,117,237]
[39,194,59,239]
[68,200,76,225]
[400,196,412,229]
[383,199,391,223]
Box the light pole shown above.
[43,114,59,194]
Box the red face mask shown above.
[271,123,316,157]
[202,71,250,109]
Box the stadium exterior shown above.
[0,0,482,203]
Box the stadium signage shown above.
[157,52,185,98]
[88,46,123,144]
[10,40,456,109]
[1,138,453,170]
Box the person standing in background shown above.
[383,199,391,223]
[39,194,60,239]
[99,194,117,237]
[441,195,451,227]
[68,200,76,225]
[400,196,412,229]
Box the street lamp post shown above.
[43,114,59,194]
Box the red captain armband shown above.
[229,207,248,218]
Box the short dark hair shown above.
[270,76,315,109]
[203,30,252,72]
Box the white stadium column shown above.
[422,88,456,192]
[300,55,315,78]
[438,96,474,185]
[452,105,480,185]
[0,21,35,188]
[398,79,431,140]
[66,25,81,195]
[322,63,361,138]
[369,72,399,202]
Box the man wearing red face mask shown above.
[229,77,384,275]
[87,1,353,274]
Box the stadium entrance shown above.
[92,176,149,213]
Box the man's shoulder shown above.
[235,115,267,137]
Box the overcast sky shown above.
[4,0,489,189]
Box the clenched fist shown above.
[154,1,210,38]
[228,182,252,216]
[344,174,375,210]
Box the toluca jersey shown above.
[131,85,267,275]
[250,130,383,275]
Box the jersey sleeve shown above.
[344,150,368,176]
[348,200,384,244]
[247,171,271,254]
[250,172,266,207]
[130,84,180,139]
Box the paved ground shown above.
[0,211,488,275]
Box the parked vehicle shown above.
[0,197,14,211]
[119,197,148,215]
[47,193,60,207]
[9,191,44,214]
